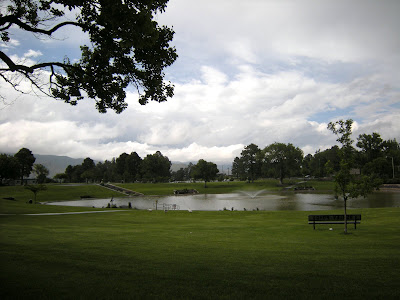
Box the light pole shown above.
[387,156,395,179]
[390,156,394,179]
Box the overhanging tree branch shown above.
[0,15,85,35]
[0,51,76,73]
[0,0,177,113]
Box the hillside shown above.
[34,155,85,177]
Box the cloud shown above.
[162,0,400,66]
[24,50,43,58]
[0,38,20,48]
[1,57,399,162]
[1,0,399,164]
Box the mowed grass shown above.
[1,196,399,299]
[120,179,335,195]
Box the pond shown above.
[46,190,400,211]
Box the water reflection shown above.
[46,191,400,211]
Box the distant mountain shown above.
[170,162,189,172]
[34,154,85,177]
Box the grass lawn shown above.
[0,184,119,202]
[1,196,399,299]
[119,179,335,195]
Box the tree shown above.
[191,159,219,188]
[328,119,375,233]
[14,148,36,185]
[362,157,391,180]
[33,163,49,183]
[356,133,384,165]
[262,143,303,184]
[171,164,192,182]
[80,157,96,183]
[126,152,143,182]
[310,146,341,178]
[82,157,95,171]
[141,151,171,182]
[0,154,20,183]
[382,139,400,179]
[115,152,142,182]
[65,165,74,182]
[25,184,47,204]
[231,157,245,180]
[1,0,177,113]
[240,144,262,182]
[171,168,186,182]
[116,152,130,181]
[53,173,67,183]
[96,159,118,183]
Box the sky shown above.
[1,0,400,165]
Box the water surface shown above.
[46,190,400,211]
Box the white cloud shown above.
[24,50,43,58]
[0,38,20,48]
[1,0,399,164]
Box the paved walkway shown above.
[0,210,128,216]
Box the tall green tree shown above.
[356,132,384,165]
[262,143,303,184]
[382,139,400,179]
[116,152,142,182]
[1,0,177,113]
[126,152,143,182]
[65,165,74,183]
[33,163,49,184]
[141,151,171,182]
[231,156,246,180]
[80,158,96,183]
[0,154,20,183]
[14,148,36,185]
[240,144,261,182]
[310,146,341,177]
[116,152,130,181]
[328,119,375,233]
[191,159,219,188]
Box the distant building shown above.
[350,168,361,175]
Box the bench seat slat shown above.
[308,221,360,224]
[308,214,361,230]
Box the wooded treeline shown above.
[1,132,399,185]
[232,132,399,184]
[0,149,220,185]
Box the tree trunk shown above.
[344,196,348,234]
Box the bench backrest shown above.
[308,214,361,221]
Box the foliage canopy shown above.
[0,0,177,113]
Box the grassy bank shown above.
[0,198,399,299]
[0,184,118,203]
[119,179,335,195]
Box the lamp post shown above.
[390,156,394,179]
[387,156,395,179]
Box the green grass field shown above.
[1,182,399,299]
[120,179,334,195]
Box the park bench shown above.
[308,214,361,230]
